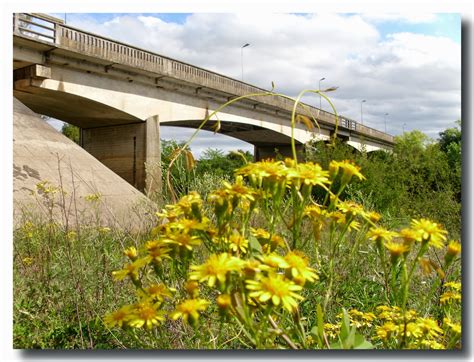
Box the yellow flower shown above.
[246,273,304,312]
[123,246,138,261]
[337,200,365,218]
[171,298,209,325]
[290,162,330,188]
[440,291,461,305]
[138,283,174,302]
[222,176,256,203]
[324,323,340,339]
[404,322,424,339]
[329,160,366,183]
[420,340,445,349]
[283,251,318,285]
[85,193,101,202]
[376,321,398,340]
[384,241,410,261]
[410,218,448,248]
[258,253,289,270]
[22,257,33,266]
[250,228,285,253]
[145,239,172,264]
[176,191,203,216]
[366,211,381,223]
[367,227,398,243]
[112,258,148,281]
[104,305,133,329]
[416,318,443,339]
[250,227,270,239]
[166,217,210,233]
[162,230,202,251]
[419,258,434,275]
[236,159,289,185]
[189,253,243,287]
[158,192,203,221]
[348,220,361,232]
[227,232,249,254]
[216,294,232,310]
[347,309,376,328]
[128,301,166,329]
[98,226,111,234]
[443,317,461,335]
[184,280,200,298]
[328,211,346,225]
[445,240,461,264]
[399,228,419,245]
[304,204,325,220]
[242,259,263,278]
[443,281,461,291]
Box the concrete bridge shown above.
[13,13,395,194]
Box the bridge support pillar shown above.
[254,144,305,161]
[82,123,146,191]
[82,118,162,196]
[145,115,162,198]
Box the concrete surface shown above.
[13,97,151,230]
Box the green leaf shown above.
[353,334,374,349]
[248,235,262,254]
[317,304,325,347]
[339,308,350,340]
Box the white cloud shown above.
[66,13,461,146]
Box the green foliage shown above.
[160,139,195,199]
[13,220,141,348]
[306,128,461,238]
[438,120,461,154]
[61,123,80,144]
[196,148,253,177]
[438,120,461,201]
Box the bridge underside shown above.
[13,83,141,128]
[160,119,302,148]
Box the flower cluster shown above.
[104,157,460,350]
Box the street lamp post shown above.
[241,43,250,81]
[361,100,366,125]
[403,123,406,133]
[319,77,325,109]
[384,112,389,133]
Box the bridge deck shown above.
[13,13,394,146]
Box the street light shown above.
[241,43,250,81]
[319,77,325,109]
[361,100,366,125]
[403,122,406,133]
[384,112,389,133]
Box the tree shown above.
[61,123,80,144]
[438,120,461,153]
[438,121,461,202]
[196,148,253,176]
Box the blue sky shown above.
[375,13,461,43]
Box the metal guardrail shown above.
[13,13,394,144]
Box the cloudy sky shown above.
[46,12,461,157]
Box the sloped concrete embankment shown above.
[13,97,154,230]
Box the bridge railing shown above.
[13,13,61,44]
[13,13,394,145]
